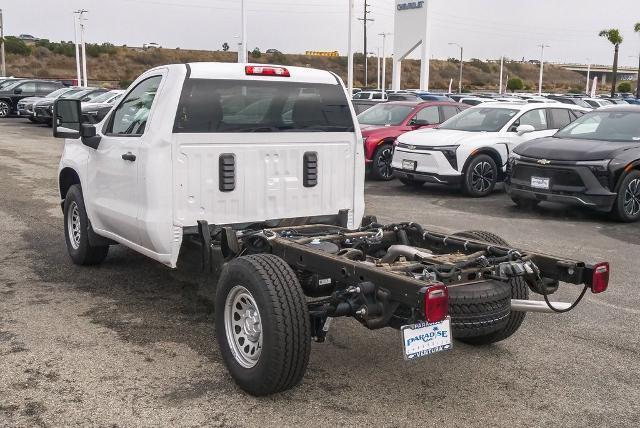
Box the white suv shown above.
[391,103,588,196]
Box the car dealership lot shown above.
[1,118,639,427]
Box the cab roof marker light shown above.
[245,66,290,77]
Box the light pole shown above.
[585,59,591,94]
[538,44,550,96]
[448,43,463,94]
[379,33,391,96]
[347,0,354,95]
[239,0,247,63]
[73,11,82,86]
[499,56,504,95]
[0,9,5,77]
[74,9,88,87]
[376,47,381,90]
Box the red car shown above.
[359,101,468,180]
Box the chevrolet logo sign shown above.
[537,159,551,165]
[408,145,417,150]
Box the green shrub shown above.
[618,82,632,93]
[3,36,31,55]
[507,77,524,92]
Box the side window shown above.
[107,76,162,136]
[414,106,440,125]
[549,108,572,129]
[17,82,36,94]
[37,82,59,93]
[516,109,548,130]
[372,93,382,100]
[441,105,459,121]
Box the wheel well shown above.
[59,168,81,201]
[613,163,640,192]
[465,149,505,180]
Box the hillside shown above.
[3,40,586,92]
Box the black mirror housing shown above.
[13,88,22,94]
[53,99,82,139]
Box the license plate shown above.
[401,317,452,360]
[531,176,550,189]
[402,159,417,171]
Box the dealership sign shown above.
[397,1,424,11]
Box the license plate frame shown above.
[531,176,550,190]
[402,159,417,171]
[401,317,452,360]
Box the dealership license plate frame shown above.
[402,159,417,171]
[531,176,550,190]
[400,317,452,360]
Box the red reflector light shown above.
[424,284,449,323]
[245,66,290,77]
[590,262,610,294]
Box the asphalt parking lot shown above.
[1,117,639,427]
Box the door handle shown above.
[121,152,136,162]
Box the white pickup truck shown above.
[53,62,610,396]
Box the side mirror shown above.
[410,119,430,127]
[13,88,22,94]
[516,124,535,136]
[53,99,82,139]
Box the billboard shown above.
[392,0,431,90]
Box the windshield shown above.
[66,90,104,101]
[439,107,518,132]
[59,89,86,99]
[0,80,22,91]
[46,88,72,99]
[88,91,119,104]
[174,79,354,133]
[554,111,640,142]
[357,104,414,126]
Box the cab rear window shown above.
[173,79,354,133]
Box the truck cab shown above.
[56,63,365,267]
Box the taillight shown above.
[590,262,610,294]
[245,66,290,77]
[424,284,449,323]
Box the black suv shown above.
[0,80,64,117]
[506,106,640,222]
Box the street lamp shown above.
[538,43,550,96]
[585,58,591,94]
[448,43,463,94]
[379,33,391,96]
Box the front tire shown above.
[612,170,640,222]
[370,144,394,180]
[0,101,10,118]
[463,154,497,197]
[63,185,109,265]
[215,254,311,396]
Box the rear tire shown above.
[511,197,540,209]
[611,171,640,222]
[370,144,395,181]
[463,154,497,197]
[63,184,109,265]
[0,101,10,118]
[215,254,311,396]
[451,231,528,345]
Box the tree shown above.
[3,36,31,55]
[506,77,523,92]
[635,23,640,99]
[618,82,632,93]
[599,29,623,97]
[251,47,261,58]
[222,42,229,52]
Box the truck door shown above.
[86,75,164,244]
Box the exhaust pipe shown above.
[511,299,572,313]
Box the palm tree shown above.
[599,29,623,97]
[635,23,640,99]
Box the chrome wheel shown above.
[623,178,640,217]
[0,102,9,118]
[471,161,495,193]
[224,285,263,368]
[67,201,81,250]
[375,147,394,179]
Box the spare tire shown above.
[451,230,529,345]
[448,280,511,339]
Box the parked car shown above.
[414,92,452,102]
[17,87,79,122]
[391,103,588,196]
[80,90,125,123]
[359,101,467,180]
[353,90,387,101]
[34,87,108,125]
[0,79,64,117]
[582,97,613,109]
[545,95,592,109]
[506,106,640,221]
[459,97,492,106]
